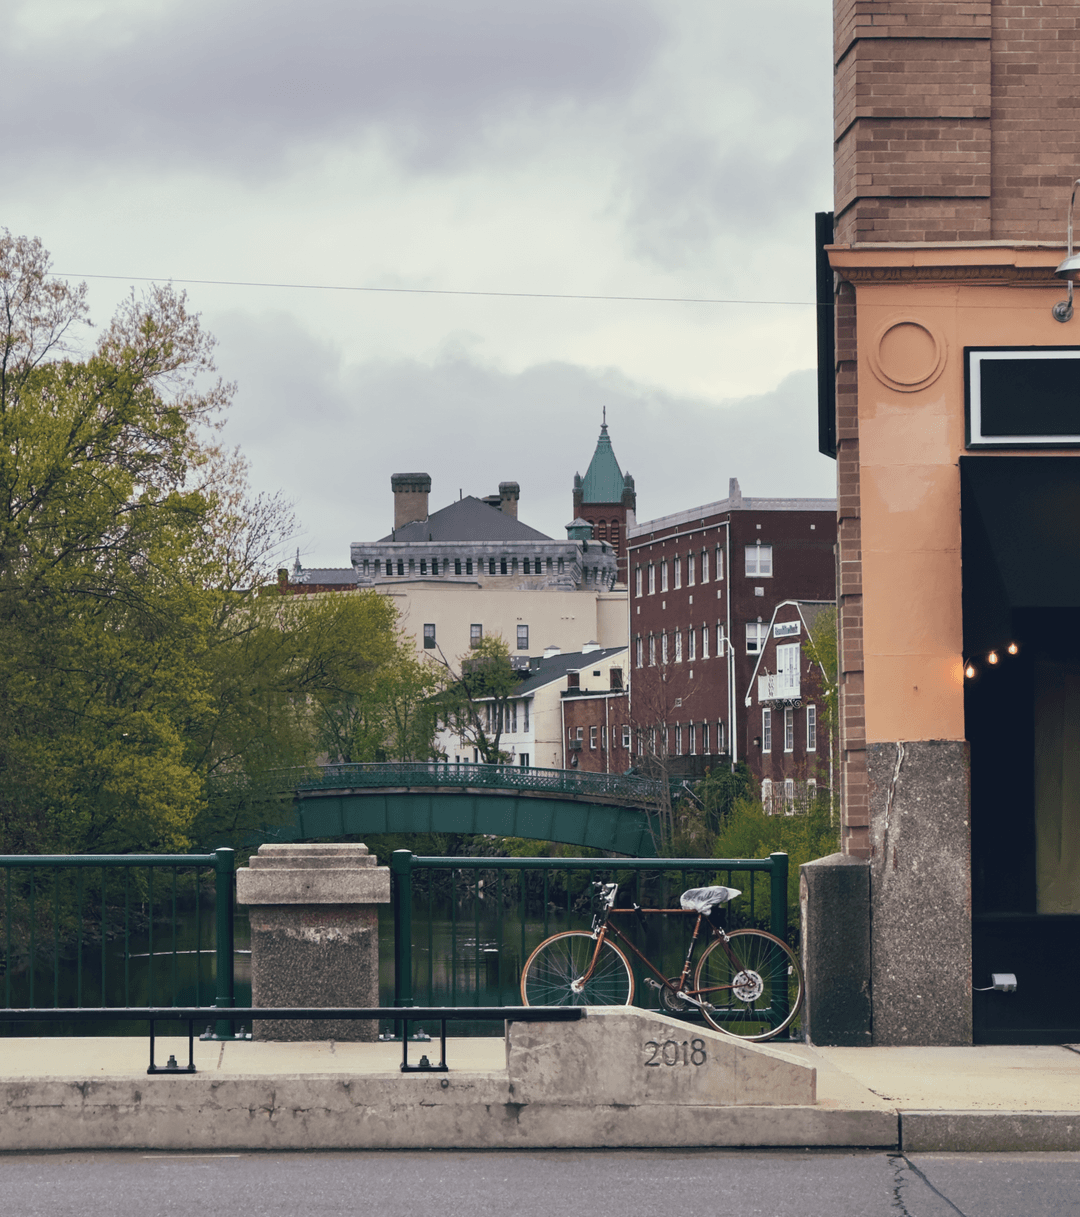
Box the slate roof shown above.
[377,495,551,543]
[511,646,628,696]
[579,423,626,504]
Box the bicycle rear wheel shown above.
[520,931,635,1007]
[693,929,803,1041]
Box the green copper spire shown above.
[579,414,626,504]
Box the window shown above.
[807,778,817,804]
[687,553,695,585]
[784,778,795,810]
[701,549,709,583]
[466,558,473,575]
[622,724,631,749]
[762,708,772,752]
[409,558,415,574]
[610,667,623,690]
[716,720,725,752]
[432,558,440,575]
[636,636,643,667]
[784,706,794,752]
[523,558,530,575]
[511,701,518,733]
[601,725,607,749]
[776,642,801,694]
[701,624,709,659]
[488,557,495,575]
[517,624,529,651]
[674,556,682,588]
[567,672,580,689]
[702,722,710,753]
[762,779,774,813]
[470,623,483,648]
[523,700,530,731]
[661,561,669,592]
[590,726,598,750]
[688,628,696,661]
[558,557,565,574]
[486,703,495,732]
[648,564,656,594]
[689,723,696,754]
[423,623,436,649]
[717,624,727,655]
[807,705,817,751]
[500,557,508,575]
[674,631,683,663]
[744,543,773,577]
[576,726,584,742]
[746,622,766,653]
[661,632,669,664]
[611,521,620,551]
[649,635,656,665]
[596,520,607,541]
[716,547,724,580]
[397,559,404,576]
[519,753,530,767]
[420,559,427,575]
[454,558,462,575]
[635,567,643,597]
[674,724,683,755]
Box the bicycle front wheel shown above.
[693,929,803,1041]
[520,931,635,1007]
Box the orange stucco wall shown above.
[830,246,1069,744]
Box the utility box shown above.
[236,843,390,1041]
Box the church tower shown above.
[572,414,636,585]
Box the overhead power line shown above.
[54,271,819,308]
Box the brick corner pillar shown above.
[235,843,390,1041]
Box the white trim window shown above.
[761,708,772,752]
[762,778,774,812]
[635,566,643,597]
[688,628,696,661]
[648,564,656,595]
[784,778,795,811]
[523,700,530,731]
[717,720,725,752]
[661,561,669,593]
[702,722,710,753]
[674,556,682,588]
[661,632,669,664]
[687,553,696,585]
[776,642,801,696]
[744,543,773,577]
[701,549,709,583]
[590,726,598,750]
[701,624,710,659]
[511,701,518,733]
[689,723,696,754]
[717,623,727,655]
[807,704,817,751]
[649,634,656,665]
[674,631,683,663]
[746,622,767,653]
[636,636,644,668]
[784,706,794,752]
[622,724,631,749]
[716,547,724,580]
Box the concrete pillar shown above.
[799,853,871,1046]
[235,843,390,1042]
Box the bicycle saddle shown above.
[679,885,741,912]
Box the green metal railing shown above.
[390,850,789,1023]
[281,762,667,805]
[0,849,236,1036]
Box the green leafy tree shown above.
[435,635,521,763]
[804,605,839,811]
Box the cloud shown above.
[8,0,665,176]
[210,308,835,566]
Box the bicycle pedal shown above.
[644,978,663,991]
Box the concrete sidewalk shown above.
[2,1034,1079,1153]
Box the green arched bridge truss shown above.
[255,763,662,857]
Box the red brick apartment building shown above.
[626,479,836,782]
[812,0,1080,1046]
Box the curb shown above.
[900,1110,1080,1153]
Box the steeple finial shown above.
[601,405,608,433]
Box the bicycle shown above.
[519,881,803,1041]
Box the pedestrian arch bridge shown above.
[255,762,663,857]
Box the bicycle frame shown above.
[579,905,744,1012]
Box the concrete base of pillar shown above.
[868,740,972,1046]
[800,853,871,1046]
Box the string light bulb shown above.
[988,651,999,664]
[1008,642,1019,655]
[965,662,976,679]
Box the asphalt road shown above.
[1,1149,1078,1217]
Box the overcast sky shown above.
[6,0,836,566]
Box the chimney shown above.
[391,473,431,530]
[499,481,520,518]
[728,476,743,507]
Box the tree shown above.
[803,605,839,812]
[435,635,522,763]
[0,230,415,854]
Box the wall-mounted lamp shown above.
[1053,177,1080,322]
[752,736,762,749]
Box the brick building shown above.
[819,0,1080,1045]
[626,479,836,783]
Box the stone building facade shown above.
[823,0,1080,1045]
